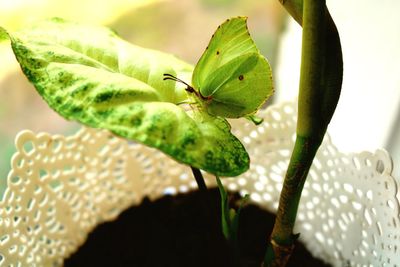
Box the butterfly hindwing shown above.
[205,53,272,118]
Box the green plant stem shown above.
[296,0,327,138]
[191,166,208,191]
[264,136,322,265]
[281,0,343,135]
[190,167,212,216]
[263,0,344,265]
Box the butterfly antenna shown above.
[163,73,192,88]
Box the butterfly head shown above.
[163,73,212,101]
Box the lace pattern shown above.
[0,100,398,267]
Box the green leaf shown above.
[231,193,249,239]
[216,176,231,239]
[4,18,249,176]
[216,176,249,255]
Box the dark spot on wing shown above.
[239,75,244,81]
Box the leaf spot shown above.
[239,75,244,81]
[216,51,220,55]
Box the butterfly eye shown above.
[238,75,244,81]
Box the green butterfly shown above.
[164,16,273,119]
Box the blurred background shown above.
[0,0,399,197]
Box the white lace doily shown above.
[0,100,398,267]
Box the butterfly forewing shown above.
[192,17,258,90]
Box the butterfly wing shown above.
[192,16,273,118]
[192,17,258,92]
[201,52,272,118]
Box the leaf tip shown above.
[0,27,9,42]
[246,114,264,125]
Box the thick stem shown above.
[264,136,322,265]
[281,1,343,132]
[273,136,321,242]
[264,0,332,265]
[297,0,327,138]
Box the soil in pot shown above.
[64,188,331,267]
